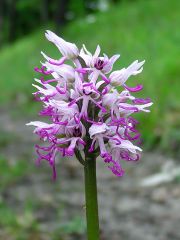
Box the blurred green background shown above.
[0,0,180,239]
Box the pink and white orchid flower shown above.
[110,60,145,87]
[80,44,120,85]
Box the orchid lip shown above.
[124,84,143,92]
[34,66,53,75]
[119,105,139,112]
[74,113,80,124]
[56,86,67,94]
[40,77,57,84]
[132,98,152,104]
[48,56,67,66]
[53,121,68,125]
[101,74,110,84]
[75,68,87,74]
[102,87,108,95]
[82,115,103,125]
[83,83,93,87]
[68,99,77,106]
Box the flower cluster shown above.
[27,30,152,179]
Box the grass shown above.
[0,0,180,151]
[0,199,85,240]
[0,155,29,190]
[0,154,86,239]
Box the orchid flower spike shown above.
[28,30,153,179]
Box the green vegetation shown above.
[0,154,86,239]
[53,216,86,239]
[0,155,29,190]
[0,198,85,239]
[0,0,179,149]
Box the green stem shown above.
[84,155,100,240]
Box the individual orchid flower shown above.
[26,121,65,177]
[103,89,135,104]
[26,121,65,142]
[42,61,75,83]
[89,123,110,157]
[80,44,120,85]
[109,60,145,87]
[109,137,142,161]
[69,72,106,120]
[57,119,86,156]
[118,102,153,116]
[103,137,142,176]
[47,99,79,123]
[33,77,69,102]
[45,30,79,59]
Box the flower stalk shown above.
[84,154,100,240]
